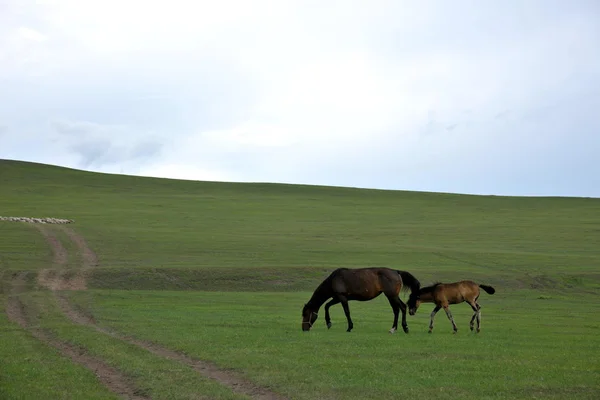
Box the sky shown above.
[1,0,599,197]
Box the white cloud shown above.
[140,163,233,183]
[1,0,599,196]
[16,26,48,42]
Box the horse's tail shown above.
[479,284,496,295]
[397,270,421,293]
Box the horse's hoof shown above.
[327,322,332,329]
[453,330,458,334]
[403,327,409,334]
[389,328,397,334]
[428,330,433,334]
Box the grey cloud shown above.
[419,111,437,136]
[494,110,511,120]
[68,137,164,169]
[50,118,164,169]
[69,138,118,168]
[52,119,101,136]
[420,112,462,136]
[130,140,163,160]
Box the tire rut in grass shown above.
[36,224,86,290]
[5,271,149,400]
[59,225,99,268]
[58,295,288,400]
[46,225,289,400]
[5,272,30,328]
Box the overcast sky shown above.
[1,1,599,197]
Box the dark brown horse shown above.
[301,267,421,333]
[407,280,496,333]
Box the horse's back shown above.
[434,281,480,304]
[337,267,396,281]
[332,267,399,297]
[456,280,481,301]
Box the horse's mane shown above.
[397,270,421,293]
[419,282,442,294]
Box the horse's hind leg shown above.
[468,301,479,331]
[324,298,340,329]
[443,305,458,333]
[475,303,482,333]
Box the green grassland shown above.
[67,289,600,400]
[15,287,250,400]
[1,159,599,399]
[0,309,121,400]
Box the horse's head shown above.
[407,291,421,315]
[301,303,319,331]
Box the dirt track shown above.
[16,223,287,400]
[36,224,84,291]
[6,271,149,400]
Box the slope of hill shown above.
[1,158,599,291]
[2,159,599,400]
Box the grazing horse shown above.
[301,267,421,333]
[407,280,496,333]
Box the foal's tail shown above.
[479,284,496,295]
[397,270,421,293]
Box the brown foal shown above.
[407,280,495,333]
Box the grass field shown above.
[67,289,599,399]
[1,159,599,399]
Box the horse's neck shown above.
[308,282,332,311]
[419,291,435,302]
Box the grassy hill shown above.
[1,159,599,291]
[1,159,599,400]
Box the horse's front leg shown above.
[398,298,409,333]
[324,298,340,329]
[386,296,400,333]
[338,295,353,332]
[443,305,458,333]
[429,305,441,333]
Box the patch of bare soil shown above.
[37,225,69,266]
[5,272,149,400]
[35,225,86,290]
[44,226,288,400]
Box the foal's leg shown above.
[429,305,441,333]
[476,303,482,333]
[338,295,354,332]
[443,305,458,333]
[324,298,340,329]
[386,295,400,334]
[468,301,479,331]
